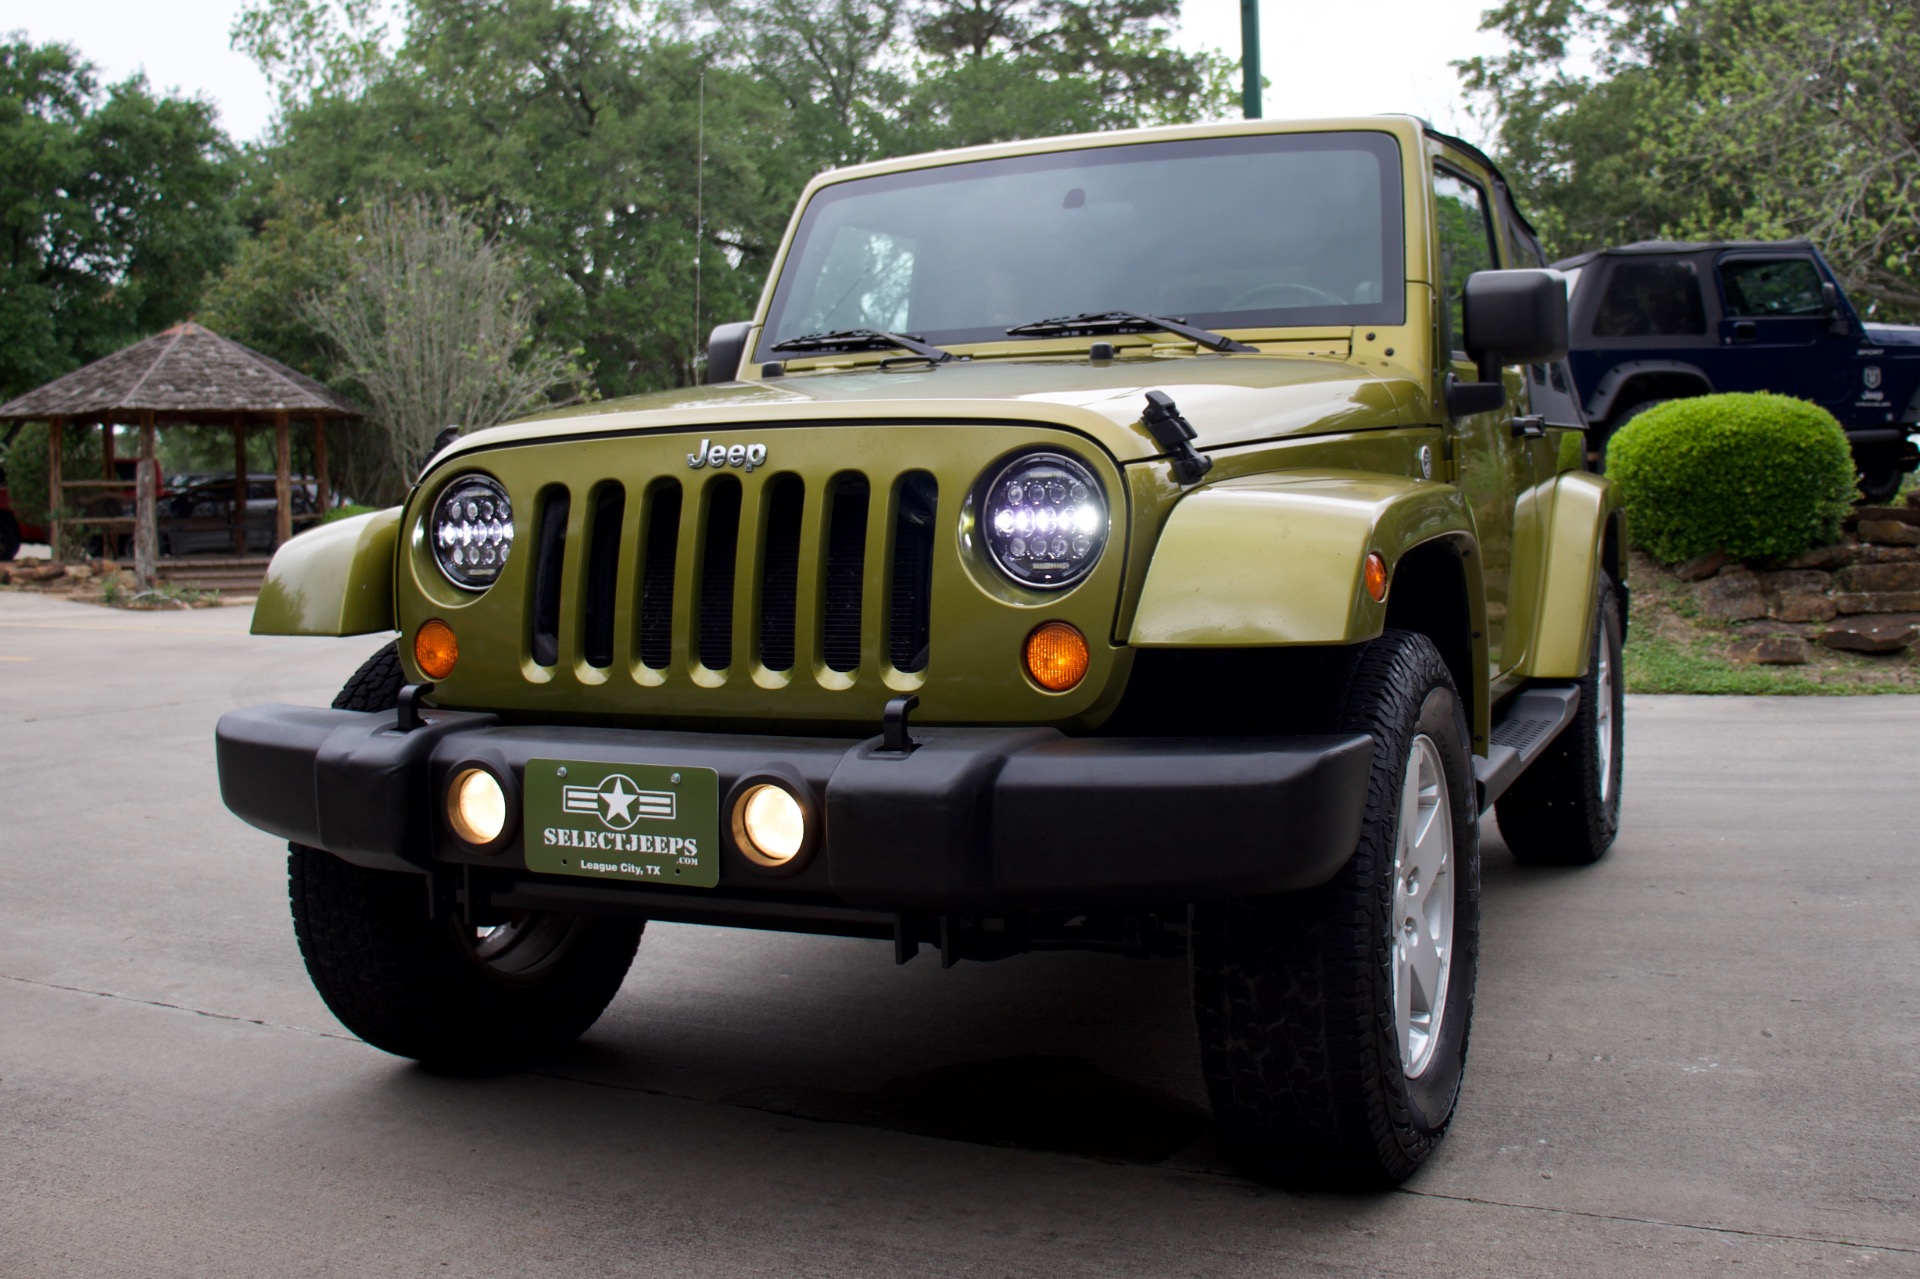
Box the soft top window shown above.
[1719,258,1826,318]
[1593,260,1707,337]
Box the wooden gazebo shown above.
[0,323,362,586]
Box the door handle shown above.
[1732,321,1758,342]
[1511,415,1547,440]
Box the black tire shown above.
[1496,575,1625,866]
[332,641,407,712]
[0,513,18,562]
[1597,399,1668,472]
[1856,467,1903,505]
[289,844,642,1070]
[1191,631,1481,1188]
[292,639,642,1070]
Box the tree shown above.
[306,197,589,484]
[237,0,796,394]
[199,189,359,381]
[717,0,1236,161]
[1459,0,1920,318]
[910,0,1234,133]
[0,39,239,400]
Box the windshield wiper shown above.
[768,328,952,363]
[1004,310,1258,354]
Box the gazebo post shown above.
[48,416,64,563]
[135,408,158,589]
[232,415,249,557]
[313,417,331,520]
[274,410,292,548]
[101,418,118,560]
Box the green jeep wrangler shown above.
[216,116,1625,1188]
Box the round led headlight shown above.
[978,452,1107,589]
[430,474,515,590]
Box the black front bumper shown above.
[215,704,1372,918]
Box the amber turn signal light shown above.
[1364,552,1389,603]
[414,619,459,679]
[1024,621,1090,692]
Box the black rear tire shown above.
[0,514,19,562]
[1496,575,1625,865]
[1191,631,1481,1188]
[290,638,642,1070]
[1857,467,1903,505]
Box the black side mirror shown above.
[1447,269,1568,419]
[705,321,753,385]
[1820,281,1850,335]
[1464,269,1568,380]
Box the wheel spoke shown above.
[1405,918,1444,1002]
[1393,734,1455,1080]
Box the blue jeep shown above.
[1555,239,1920,500]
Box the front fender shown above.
[251,508,401,637]
[1127,471,1476,647]
[1520,470,1614,679]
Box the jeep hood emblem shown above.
[688,438,767,472]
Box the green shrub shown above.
[321,503,380,523]
[1607,393,1855,563]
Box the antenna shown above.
[694,69,705,379]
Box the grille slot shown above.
[698,478,742,670]
[822,475,870,673]
[888,472,936,673]
[529,487,570,667]
[637,482,681,669]
[583,483,625,669]
[758,476,804,672]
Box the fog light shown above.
[448,767,507,845]
[1024,621,1090,692]
[733,783,805,866]
[415,619,458,679]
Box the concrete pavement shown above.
[1,590,1915,1276]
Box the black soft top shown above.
[1552,238,1818,271]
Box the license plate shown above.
[523,758,720,887]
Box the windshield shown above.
[757,131,1405,361]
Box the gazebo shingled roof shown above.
[0,321,359,421]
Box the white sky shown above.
[0,0,1505,147]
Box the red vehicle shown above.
[0,472,49,561]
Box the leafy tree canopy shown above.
[1459,0,1920,319]
[235,0,799,396]
[0,39,239,401]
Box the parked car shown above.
[0,469,49,561]
[217,116,1624,1188]
[1555,239,1920,499]
[159,474,323,556]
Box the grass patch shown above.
[1624,549,1920,694]
[98,578,220,609]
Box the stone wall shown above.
[1679,492,1920,663]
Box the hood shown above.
[1862,322,1920,349]
[445,354,1425,469]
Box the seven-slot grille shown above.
[526,467,938,682]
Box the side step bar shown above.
[1474,685,1581,813]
